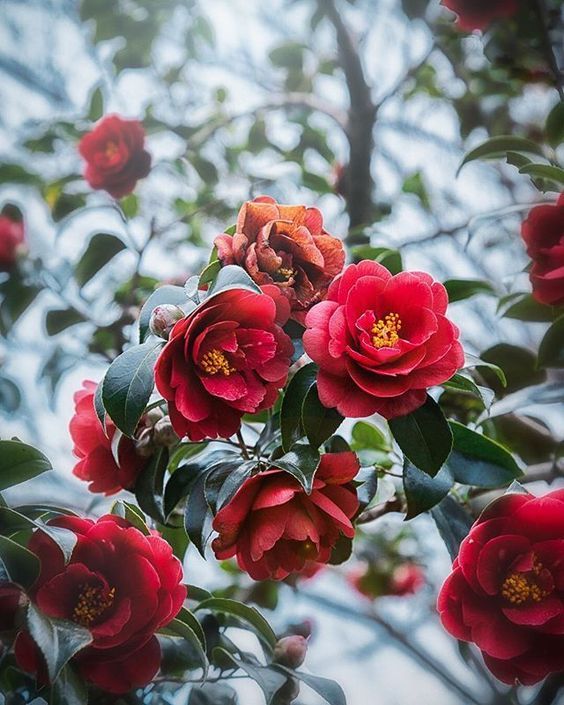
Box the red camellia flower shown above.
[78,114,151,198]
[391,563,425,596]
[214,196,345,323]
[212,452,360,580]
[303,260,464,420]
[441,0,519,31]
[438,490,564,685]
[70,381,146,495]
[521,194,564,307]
[155,287,293,441]
[348,562,424,599]
[14,515,186,694]
[0,213,25,272]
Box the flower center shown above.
[274,266,295,282]
[200,348,235,376]
[372,312,402,349]
[105,140,119,157]
[501,557,552,606]
[298,540,318,559]
[73,583,115,627]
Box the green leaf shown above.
[88,85,104,121]
[215,650,287,703]
[188,684,238,705]
[444,279,496,303]
[120,193,139,218]
[350,245,402,274]
[270,442,321,494]
[138,285,188,343]
[442,372,494,410]
[45,308,86,336]
[458,136,544,173]
[430,496,473,562]
[50,664,88,705]
[275,666,346,705]
[0,163,41,185]
[160,616,208,676]
[0,440,52,491]
[538,315,564,368]
[175,605,207,648]
[499,293,556,322]
[351,421,388,450]
[280,363,317,451]
[27,604,93,681]
[102,340,162,437]
[447,422,521,488]
[207,264,262,297]
[0,507,77,563]
[197,598,277,651]
[0,535,40,587]
[519,163,564,187]
[94,381,106,429]
[403,461,453,519]
[464,353,507,388]
[389,396,453,477]
[75,233,127,287]
[134,447,167,523]
[546,102,564,148]
[0,376,21,413]
[301,384,343,449]
[402,171,430,210]
[199,259,222,288]
[184,470,212,558]
[110,500,150,535]
[479,343,546,394]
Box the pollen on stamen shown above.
[372,312,402,349]
[200,348,235,376]
[501,558,551,605]
[73,584,115,627]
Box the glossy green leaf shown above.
[134,447,167,523]
[207,264,262,297]
[110,500,150,535]
[215,649,286,703]
[45,308,86,336]
[403,461,453,519]
[499,293,556,322]
[458,136,544,173]
[350,245,402,274]
[160,617,208,676]
[442,372,494,410]
[430,496,473,562]
[275,665,346,705]
[0,535,40,587]
[280,363,317,451]
[75,233,126,287]
[270,442,321,494]
[101,340,162,437]
[538,315,564,368]
[0,440,52,491]
[50,664,88,705]
[389,396,452,477]
[195,598,277,651]
[444,279,495,303]
[546,102,564,148]
[519,163,564,187]
[301,384,343,449]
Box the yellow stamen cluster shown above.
[105,140,118,157]
[278,267,295,280]
[73,584,115,627]
[372,312,402,349]
[501,558,551,605]
[200,349,235,376]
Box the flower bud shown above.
[149,305,185,339]
[153,416,179,447]
[273,635,308,669]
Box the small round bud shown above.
[149,304,185,339]
[273,635,308,669]
[153,416,179,447]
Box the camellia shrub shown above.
[0,0,563,704]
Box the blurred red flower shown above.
[521,194,564,307]
[212,452,360,580]
[441,0,519,31]
[214,196,345,323]
[303,261,464,420]
[155,288,293,441]
[69,380,145,495]
[14,515,185,694]
[79,114,151,198]
[438,490,564,685]
[0,213,25,272]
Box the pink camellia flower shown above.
[155,287,293,441]
[212,452,360,580]
[303,260,464,420]
[79,114,151,198]
[441,0,519,31]
[391,563,425,596]
[214,196,345,323]
[0,212,25,272]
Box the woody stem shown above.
[236,430,250,460]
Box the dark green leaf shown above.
[94,381,106,429]
[138,285,188,343]
[271,442,321,494]
[430,496,473,562]
[350,245,402,274]
[199,259,222,288]
[75,233,127,286]
[215,650,286,703]
[546,102,564,148]
[188,684,238,705]
[458,136,544,173]
[135,448,167,523]
[102,340,162,436]
[499,293,556,322]
[464,353,507,388]
[27,604,92,681]
[280,363,317,452]
[0,440,52,491]
[538,315,564,368]
[302,384,343,449]
[184,470,212,558]
[444,279,496,303]
[207,264,262,297]
[519,163,564,187]
[0,376,21,413]
[0,163,41,185]
[442,373,494,410]
[0,535,40,587]
[50,664,88,705]
[88,85,104,121]
[479,344,545,394]
[110,500,150,535]
[403,461,453,519]
[196,598,277,651]
[160,617,208,676]
[389,396,453,477]
[45,308,86,336]
[0,507,76,563]
[275,665,346,705]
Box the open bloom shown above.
[79,114,151,198]
[214,196,345,323]
[521,193,564,307]
[155,287,293,441]
[14,515,185,694]
[441,0,519,31]
[70,381,146,495]
[438,490,564,685]
[303,260,464,420]
[212,452,360,580]
[0,213,25,272]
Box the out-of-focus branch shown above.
[533,0,564,101]
[356,497,403,525]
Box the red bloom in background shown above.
[521,194,564,307]
[391,563,425,596]
[70,381,145,495]
[348,562,424,599]
[155,288,293,441]
[441,0,519,31]
[303,261,464,420]
[212,452,360,580]
[214,196,345,323]
[14,515,185,694]
[79,115,151,198]
[438,490,564,685]
[0,213,25,272]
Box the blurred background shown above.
[0,1,563,703]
